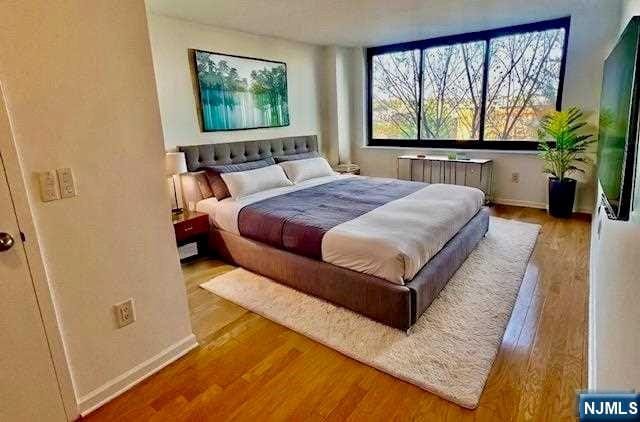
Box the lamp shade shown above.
[165,152,187,176]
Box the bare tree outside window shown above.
[368,19,568,148]
[371,50,420,139]
[484,28,565,140]
[421,41,485,140]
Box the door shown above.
[0,153,66,420]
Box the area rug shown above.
[200,217,540,409]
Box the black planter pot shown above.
[548,177,576,218]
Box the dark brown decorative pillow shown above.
[201,157,276,200]
[274,151,320,163]
[194,173,213,199]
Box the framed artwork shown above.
[193,49,289,132]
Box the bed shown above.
[179,136,489,330]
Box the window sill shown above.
[359,145,540,155]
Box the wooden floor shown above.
[84,205,591,421]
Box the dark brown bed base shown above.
[209,207,490,330]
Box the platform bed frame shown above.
[179,136,490,330]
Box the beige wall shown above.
[343,0,621,213]
[588,0,640,392]
[147,13,326,152]
[0,0,195,415]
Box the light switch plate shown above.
[39,170,60,202]
[56,167,76,198]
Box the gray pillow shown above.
[200,157,276,200]
[274,151,320,163]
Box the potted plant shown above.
[537,107,596,218]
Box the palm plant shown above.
[537,107,596,181]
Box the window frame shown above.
[366,17,571,150]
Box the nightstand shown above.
[172,211,210,260]
[333,163,361,175]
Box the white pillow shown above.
[278,157,335,183]
[221,165,293,199]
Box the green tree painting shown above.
[195,51,289,131]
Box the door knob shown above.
[0,232,15,252]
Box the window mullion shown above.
[417,49,424,141]
[478,38,491,142]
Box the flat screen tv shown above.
[597,17,640,221]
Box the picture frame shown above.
[191,49,290,132]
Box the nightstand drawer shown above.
[174,214,209,243]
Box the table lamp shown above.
[165,152,187,213]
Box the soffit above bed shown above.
[147,0,614,47]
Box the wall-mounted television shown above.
[597,17,640,221]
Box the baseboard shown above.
[588,252,597,390]
[493,197,593,214]
[493,197,547,209]
[77,334,198,416]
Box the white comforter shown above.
[198,175,484,284]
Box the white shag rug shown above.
[200,217,540,409]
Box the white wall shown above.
[588,0,640,391]
[322,47,340,164]
[345,1,621,213]
[147,13,326,152]
[590,194,640,390]
[0,0,195,415]
[322,46,354,165]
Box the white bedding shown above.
[195,197,219,225]
[196,176,484,284]
[322,184,484,283]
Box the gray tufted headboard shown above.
[177,135,319,209]
[178,135,318,172]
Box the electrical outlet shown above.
[511,172,520,183]
[114,298,136,328]
[56,167,77,198]
[39,170,60,202]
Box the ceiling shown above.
[147,0,612,47]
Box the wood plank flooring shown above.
[83,205,591,421]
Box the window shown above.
[421,41,485,140]
[367,18,569,149]
[371,50,420,139]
